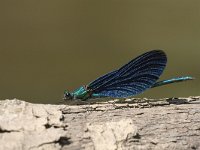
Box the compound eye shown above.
[63,90,72,100]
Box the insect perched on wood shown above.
[63,50,194,100]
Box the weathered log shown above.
[0,96,200,150]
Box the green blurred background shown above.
[0,0,199,104]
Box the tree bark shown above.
[0,96,200,150]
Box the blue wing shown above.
[88,50,167,98]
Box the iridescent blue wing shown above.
[88,50,167,98]
[88,70,118,90]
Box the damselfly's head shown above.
[63,90,73,100]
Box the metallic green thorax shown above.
[71,86,92,100]
[63,86,102,100]
[64,86,92,100]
